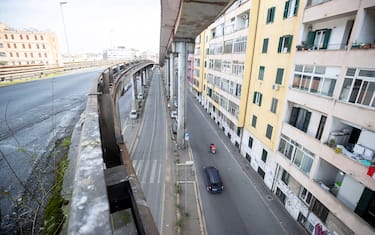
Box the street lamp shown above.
[59,1,70,56]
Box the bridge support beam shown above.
[169,51,175,108]
[176,41,187,147]
[131,73,138,110]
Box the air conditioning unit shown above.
[272,84,280,91]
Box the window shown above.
[224,40,233,53]
[278,135,314,174]
[0,43,3,48]
[4,34,8,39]
[276,188,286,204]
[278,35,293,53]
[292,65,337,97]
[40,35,44,40]
[233,36,247,53]
[312,199,329,222]
[270,98,278,113]
[13,43,17,48]
[266,7,276,24]
[283,0,299,19]
[259,66,265,80]
[281,170,290,185]
[275,68,284,84]
[299,187,312,205]
[253,91,263,106]
[248,136,253,148]
[289,107,311,132]
[26,35,29,40]
[266,124,273,139]
[261,149,268,162]
[251,115,257,128]
[11,34,14,39]
[35,35,38,40]
[306,29,332,50]
[0,52,6,57]
[262,38,269,53]
[339,68,375,108]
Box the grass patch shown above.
[41,150,69,234]
[61,138,71,148]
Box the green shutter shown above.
[271,7,275,22]
[294,0,300,16]
[259,66,265,80]
[278,37,283,53]
[287,35,293,52]
[306,31,316,49]
[276,68,284,85]
[322,29,331,49]
[302,111,311,132]
[259,93,263,106]
[262,38,269,53]
[284,0,290,19]
[253,92,256,103]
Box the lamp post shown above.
[59,1,70,56]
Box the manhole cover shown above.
[266,195,273,201]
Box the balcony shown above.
[303,0,361,23]
[282,122,375,190]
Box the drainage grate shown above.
[266,195,273,201]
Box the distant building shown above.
[0,23,63,67]
[103,46,137,61]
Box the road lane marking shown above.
[142,160,150,184]
[150,160,157,183]
[136,159,143,176]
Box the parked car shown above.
[203,166,223,193]
[170,110,177,119]
[172,120,177,134]
[137,93,144,99]
[130,109,138,119]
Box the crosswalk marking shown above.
[131,159,162,185]
[142,160,151,184]
[150,160,157,184]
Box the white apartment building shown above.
[199,0,250,147]
[274,1,375,234]
[0,23,63,67]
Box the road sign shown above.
[184,132,189,141]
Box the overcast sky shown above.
[0,0,161,54]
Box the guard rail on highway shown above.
[67,60,159,235]
[0,60,123,82]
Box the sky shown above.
[0,0,161,55]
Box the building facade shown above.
[0,23,63,67]
[192,0,375,234]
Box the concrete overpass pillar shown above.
[176,41,187,147]
[131,73,137,110]
[169,52,175,107]
[139,70,144,95]
[165,58,170,99]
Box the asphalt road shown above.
[0,69,101,229]
[187,95,301,235]
[130,69,167,231]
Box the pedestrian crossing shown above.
[131,159,163,185]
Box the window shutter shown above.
[278,37,283,53]
[253,92,256,103]
[302,111,311,132]
[259,93,263,106]
[271,7,275,22]
[289,107,299,126]
[276,68,284,85]
[262,38,269,53]
[287,35,293,52]
[293,0,300,16]
[283,0,290,19]
[322,29,331,49]
[306,31,316,49]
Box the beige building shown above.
[0,23,63,67]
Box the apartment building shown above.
[0,23,63,67]
[195,0,251,148]
[274,0,375,234]
[192,0,375,234]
